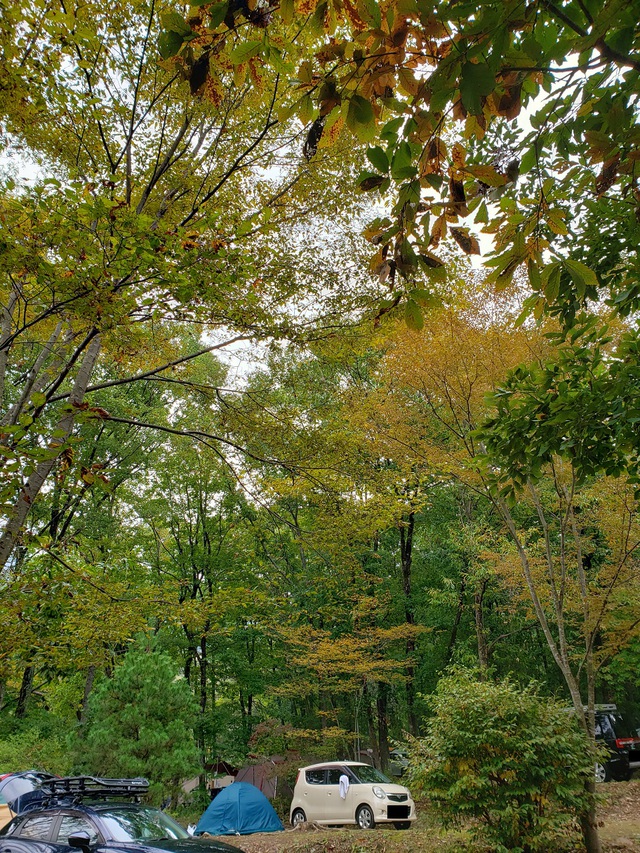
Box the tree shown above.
[406,670,595,853]
[346,296,640,852]
[160,0,640,324]
[76,638,200,802]
[0,0,375,572]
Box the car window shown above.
[598,715,615,739]
[611,713,636,738]
[98,807,189,841]
[305,770,326,785]
[326,770,342,785]
[57,815,100,845]
[15,815,55,840]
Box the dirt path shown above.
[598,779,640,851]
[204,780,640,853]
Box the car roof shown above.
[22,801,153,816]
[299,762,372,771]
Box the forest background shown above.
[1,0,640,851]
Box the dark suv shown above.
[0,776,238,853]
[594,705,640,782]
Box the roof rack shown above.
[39,776,149,804]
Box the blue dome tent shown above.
[194,782,283,836]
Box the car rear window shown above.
[305,770,326,785]
[15,815,55,840]
[611,713,636,738]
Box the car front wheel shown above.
[356,804,375,829]
[291,808,307,827]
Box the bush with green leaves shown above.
[75,638,200,803]
[0,725,72,776]
[405,671,595,853]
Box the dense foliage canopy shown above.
[2,1,640,852]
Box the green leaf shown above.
[404,298,424,330]
[475,201,489,224]
[460,61,495,115]
[346,95,376,142]
[527,258,541,291]
[357,0,381,28]
[298,93,314,124]
[380,117,404,142]
[366,146,389,173]
[542,262,561,302]
[409,288,440,308]
[207,1,229,26]
[280,0,294,24]
[390,141,412,181]
[564,259,599,296]
[607,27,635,55]
[466,165,506,187]
[160,12,192,35]
[230,40,262,64]
[397,179,420,206]
[158,30,184,59]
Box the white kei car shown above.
[289,761,416,830]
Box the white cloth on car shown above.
[339,774,350,799]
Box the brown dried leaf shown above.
[450,227,480,254]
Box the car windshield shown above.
[350,766,392,784]
[99,807,189,842]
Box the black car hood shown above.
[104,838,240,853]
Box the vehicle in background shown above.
[0,776,239,853]
[594,705,640,782]
[289,761,416,830]
[388,749,409,778]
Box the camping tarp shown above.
[194,782,283,836]
[234,757,293,801]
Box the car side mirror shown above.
[68,833,91,853]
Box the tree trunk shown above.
[0,333,102,571]
[474,579,489,674]
[377,682,390,771]
[399,512,418,734]
[15,664,34,717]
[0,285,18,408]
[365,693,381,769]
[496,491,602,853]
[580,785,602,853]
[78,665,96,723]
[445,574,466,664]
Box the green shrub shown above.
[405,670,594,853]
[0,726,72,776]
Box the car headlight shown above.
[372,786,386,799]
